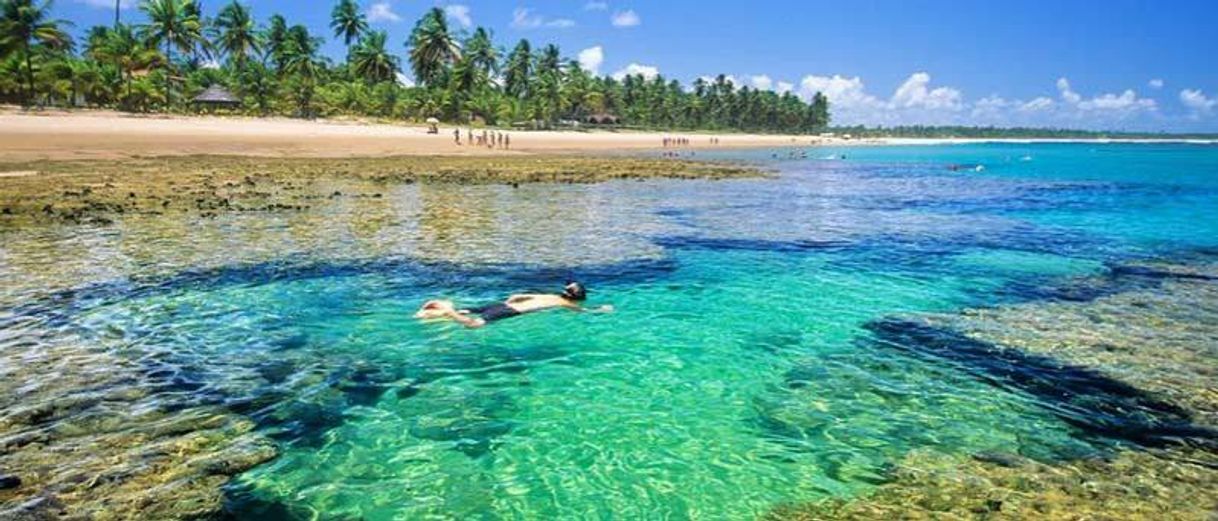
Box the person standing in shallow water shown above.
[414,282,613,328]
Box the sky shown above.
[61,0,1218,132]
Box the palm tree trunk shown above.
[114,0,120,27]
[165,39,172,107]
[24,42,34,106]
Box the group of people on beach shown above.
[454,128,511,149]
[663,136,722,147]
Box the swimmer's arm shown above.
[563,302,614,313]
[444,309,486,328]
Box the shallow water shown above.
[2,143,1216,519]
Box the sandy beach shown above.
[0,110,825,161]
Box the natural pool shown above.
[2,143,1216,519]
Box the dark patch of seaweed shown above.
[862,318,1217,449]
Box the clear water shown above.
[2,143,1217,519]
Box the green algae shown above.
[766,447,1218,520]
[0,155,762,225]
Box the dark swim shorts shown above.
[466,303,521,323]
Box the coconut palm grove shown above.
[0,0,832,131]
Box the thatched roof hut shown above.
[192,85,241,106]
[586,113,620,125]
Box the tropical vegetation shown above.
[0,0,831,132]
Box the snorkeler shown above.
[414,282,613,328]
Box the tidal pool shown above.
[2,143,1216,519]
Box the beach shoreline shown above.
[0,109,824,161]
[3,109,1213,162]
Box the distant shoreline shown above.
[1,109,1213,161]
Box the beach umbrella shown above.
[426,117,440,124]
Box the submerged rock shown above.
[925,260,1218,432]
[765,447,1218,520]
[774,258,1218,520]
[0,336,279,520]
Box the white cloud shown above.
[891,72,963,111]
[613,63,659,80]
[1078,90,1156,112]
[755,71,1179,129]
[1056,77,1157,117]
[75,0,134,8]
[367,2,401,23]
[750,75,773,91]
[511,8,575,29]
[798,73,968,125]
[444,5,472,28]
[798,74,884,111]
[1148,78,1164,89]
[1056,77,1081,104]
[578,46,604,75]
[970,95,1010,120]
[1019,97,1054,112]
[611,9,641,28]
[395,72,415,88]
[584,1,608,10]
[1180,89,1216,119]
[776,81,794,94]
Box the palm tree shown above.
[96,23,162,103]
[84,25,110,61]
[535,43,560,77]
[407,7,458,87]
[329,0,367,51]
[350,30,398,84]
[236,58,273,114]
[503,39,531,99]
[463,27,498,77]
[0,0,73,103]
[213,1,260,70]
[264,13,288,72]
[139,0,204,105]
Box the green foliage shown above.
[213,1,260,69]
[407,7,459,88]
[139,0,204,104]
[350,30,398,84]
[329,0,366,48]
[0,0,73,103]
[0,0,839,133]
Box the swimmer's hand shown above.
[592,304,614,313]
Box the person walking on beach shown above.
[505,134,511,149]
[454,128,461,145]
[414,282,613,328]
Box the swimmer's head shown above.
[562,281,587,301]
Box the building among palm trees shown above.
[192,85,240,110]
[586,113,621,126]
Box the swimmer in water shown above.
[414,282,613,328]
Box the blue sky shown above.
[63,0,1218,131]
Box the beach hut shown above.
[426,117,440,134]
[586,113,621,126]
[192,85,241,112]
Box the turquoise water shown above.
[3,143,1217,519]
